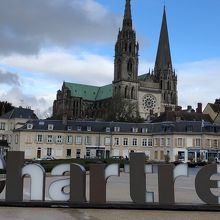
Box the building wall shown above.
[10,124,220,163]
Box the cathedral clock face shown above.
[142,94,157,111]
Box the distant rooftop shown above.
[152,111,212,123]
[0,107,38,119]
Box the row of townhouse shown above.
[9,119,220,162]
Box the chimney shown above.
[175,106,182,112]
[187,105,192,111]
[196,103,202,114]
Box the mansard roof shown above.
[17,119,220,134]
[64,82,112,101]
[0,107,37,119]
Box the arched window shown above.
[167,81,170,90]
[124,43,127,52]
[131,87,135,99]
[125,86,128,98]
[129,43,132,53]
[117,59,121,80]
[127,59,132,73]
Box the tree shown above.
[0,101,14,116]
[104,96,144,123]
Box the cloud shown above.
[1,50,114,86]
[0,69,20,86]
[176,58,220,109]
[0,0,120,55]
[0,87,53,118]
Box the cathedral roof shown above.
[64,82,112,101]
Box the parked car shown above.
[111,156,124,160]
[42,156,55,160]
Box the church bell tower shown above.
[113,0,139,104]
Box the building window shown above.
[47,135,53,143]
[27,123,33,130]
[67,126,72,131]
[123,138,128,146]
[154,151,158,160]
[206,139,211,147]
[161,138,165,146]
[132,138,137,146]
[105,137,111,145]
[142,139,147,146]
[166,138,171,146]
[213,139,218,148]
[106,127,110,132]
[75,136,82,145]
[132,127,138,133]
[95,136,101,146]
[56,135,62,143]
[177,138,182,146]
[114,127,120,132]
[148,139,153,147]
[66,149,71,157]
[66,135,73,144]
[154,138,160,146]
[76,149,81,159]
[48,124,54,130]
[47,148,52,156]
[85,136,92,145]
[15,134,18,144]
[114,138,119,145]
[37,134,43,143]
[87,126,91,131]
[160,151,164,160]
[77,126,81,131]
[195,138,201,147]
[0,122,5,130]
[142,128,148,133]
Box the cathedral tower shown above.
[113,0,139,104]
[154,7,178,112]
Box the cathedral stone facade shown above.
[53,0,178,121]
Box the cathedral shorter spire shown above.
[155,7,172,72]
[122,0,132,29]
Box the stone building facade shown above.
[53,0,178,121]
[12,119,220,163]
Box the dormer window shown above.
[114,127,120,132]
[39,121,45,126]
[87,126,91,131]
[48,124,54,130]
[106,127,110,133]
[142,128,148,133]
[132,127,138,133]
[27,123,33,130]
[77,126,81,131]
[67,126,72,131]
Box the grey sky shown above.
[0,0,120,55]
[0,70,20,86]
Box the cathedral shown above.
[53,0,178,121]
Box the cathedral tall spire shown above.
[122,0,132,29]
[155,7,172,72]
